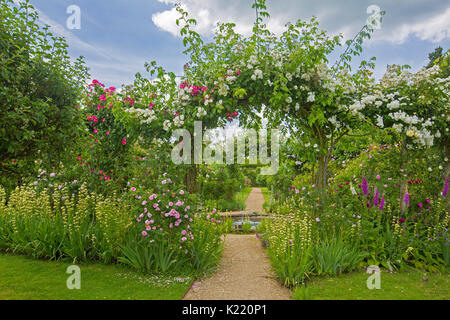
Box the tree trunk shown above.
[184,165,198,193]
[316,153,328,195]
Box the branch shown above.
[326,129,349,161]
[346,133,371,137]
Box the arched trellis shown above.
[132,0,447,204]
[170,0,385,195]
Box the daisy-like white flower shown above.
[307,92,315,103]
[163,120,172,131]
[197,107,207,117]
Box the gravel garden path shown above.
[183,188,292,300]
[244,187,265,214]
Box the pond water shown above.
[230,215,268,231]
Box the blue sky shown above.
[31,0,450,87]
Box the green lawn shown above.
[293,270,450,300]
[0,254,191,300]
[260,187,272,211]
[236,186,252,205]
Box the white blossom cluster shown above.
[388,112,438,147]
[197,107,207,118]
[163,119,172,131]
[126,108,157,124]
[176,87,191,106]
[251,69,263,80]
[173,115,185,127]
[363,65,449,148]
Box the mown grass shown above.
[293,269,449,300]
[217,186,253,212]
[234,186,252,208]
[0,254,191,300]
[260,187,272,212]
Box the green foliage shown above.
[312,238,365,276]
[263,143,449,288]
[119,214,224,276]
[0,179,225,276]
[189,216,224,276]
[292,285,312,300]
[269,243,313,288]
[0,183,132,263]
[242,221,253,233]
[0,0,88,187]
[199,165,246,210]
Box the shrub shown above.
[312,238,365,276]
[0,183,133,263]
[0,0,88,188]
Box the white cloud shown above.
[152,0,258,37]
[152,0,450,45]
[375,7,450,44]
[152,6,182,36]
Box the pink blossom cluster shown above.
[226,111,239,122]
[77,156,111,181]
[133,175,194,247]
[123,97,135,106]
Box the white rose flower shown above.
[376,115,384,128]
[163,120,172,131]
[197,107,207,117]
[387,100,400,110]
[254,69,263,80]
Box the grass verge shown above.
[260,187,272,212]
[293,269,449,300]
[216,187,253,212]
[0,254,191,300]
